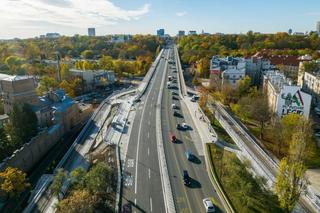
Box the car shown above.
[173,111,179,116]
[315,107,320,112]
[203,198,215,212]
[177,123,188,130]
[315,132,320,138]
[171,104,177,109]
[183,170,191,186]
[122,203,132,213]
[171,134,177,143]
[185,150,194,161]
[181,122,188,129]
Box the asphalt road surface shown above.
[122,49,170,213]
[161,49,224,213]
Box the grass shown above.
[211,118,236,145]
[207,143,283,213]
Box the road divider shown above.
[156,50,176,213]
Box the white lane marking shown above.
[135,199,137,205]
[127,159,134,168]
[148,120,150,125]
[150,197,153,212]
[148,168,151,179]
[147,132,150,138]
[134,53,159,194]
[148,147,150,156]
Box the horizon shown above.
[0,0,320,39]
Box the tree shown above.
[99,55,114,70]
[6,104,38,148]
[81,50,94,59]
[0,127,11,160]
[250,97,271,139]
[237,76,251,98]
[275,157,307,213]
[70,167,86,188]
[50,169,68,197]
[0,167,30,198]
[57,190,97,213]
[37,76,58,94]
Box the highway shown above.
[122,46,224,213]
[122,49,169,212]
[161,49,223,213]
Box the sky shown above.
[0,0,320,39]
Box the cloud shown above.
[0,0,150,29]
[176,11,187,17]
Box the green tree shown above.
[99,55,114,70]
[6,104,38,148]
[37,76,58,94]
[81,50,94,59]
[250,97,271,139]
[275,157,307,213]
[50,168,68,197]
[0,167,30,198]
[0,127,11,160]
[84,162,114,195]
[237,76,252,98]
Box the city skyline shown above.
[0,0,320,39]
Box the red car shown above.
[170,134,177,143]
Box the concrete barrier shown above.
[156,50,176,213]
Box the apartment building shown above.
[0,74,38,114]
[263,70,311,118]
[209,56,246,88]
[69,69,115,92]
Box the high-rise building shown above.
[317,21,320,34]
[157,29,165,37]
[178,30,185,37]
[88,28,96,36]
[189,30,197,35]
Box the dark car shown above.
[173,111,178,116]
[122,203,132,213]
[171,134,177,143]
[183,170,191,186]
[185,150,194,161]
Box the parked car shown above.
[185,150,194,161]
[203,198,215,212]
[172,103,177,109]
[183,170,191,186]
[315,132,320,138]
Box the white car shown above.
[203,198,215,212]
[181,123,188,128]
[172,104,177,109]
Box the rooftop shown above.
[0,74,33,81]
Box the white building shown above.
[88,28,96,37]
[221,62,246,87]
[317,21,320,34]
[209,56,246,88]
[70,69,115,91]
[263,70,311,118]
